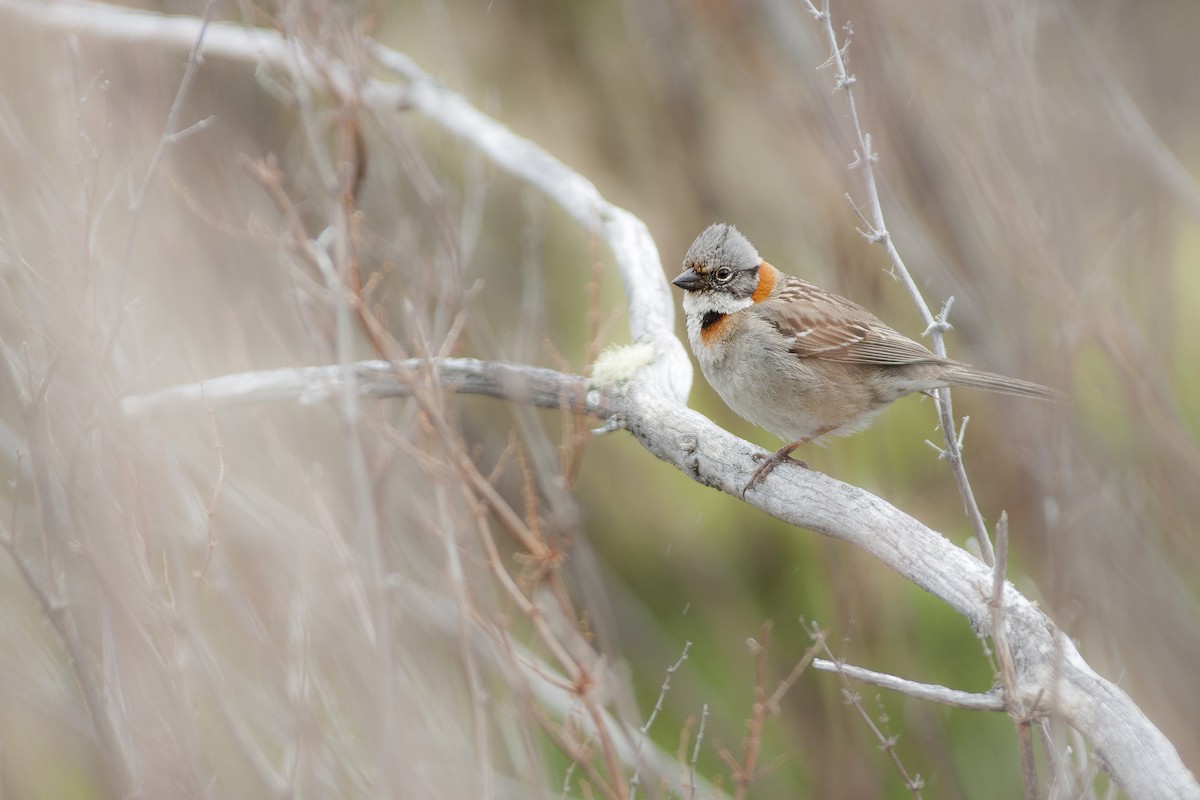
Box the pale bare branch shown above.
[811,658,1003,712]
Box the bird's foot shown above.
[743,445,808,497]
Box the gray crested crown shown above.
[684,223,760,272]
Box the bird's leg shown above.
[743,427,833,496]
[744,443,805,496]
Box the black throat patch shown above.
[700,310,723,330]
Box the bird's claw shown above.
[742,449,809,497]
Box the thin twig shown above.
[1037,718,1062,795]
[731,623,771,800]
[816,636,924,798]
[561,759,579,800]
[2,443,134,794]
[630,642,692,798]
[767,629,825,713]
[98,0,218,372]
[192,365,225,584]
[810,659,1004,711]
[470,486,580,682]
[804,0,994,564]
[434,480,494,800]
[991,512,1039,799]
[688,705,709,800]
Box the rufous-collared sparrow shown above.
[672,223,1062,493]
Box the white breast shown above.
[684,303,833,443]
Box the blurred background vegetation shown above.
[1,0,1199,797]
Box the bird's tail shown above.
[941,365,1066,402]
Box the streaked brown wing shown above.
[764,278,944,366]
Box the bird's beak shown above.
[671,268,703,291]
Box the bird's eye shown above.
[715,267,733,283]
